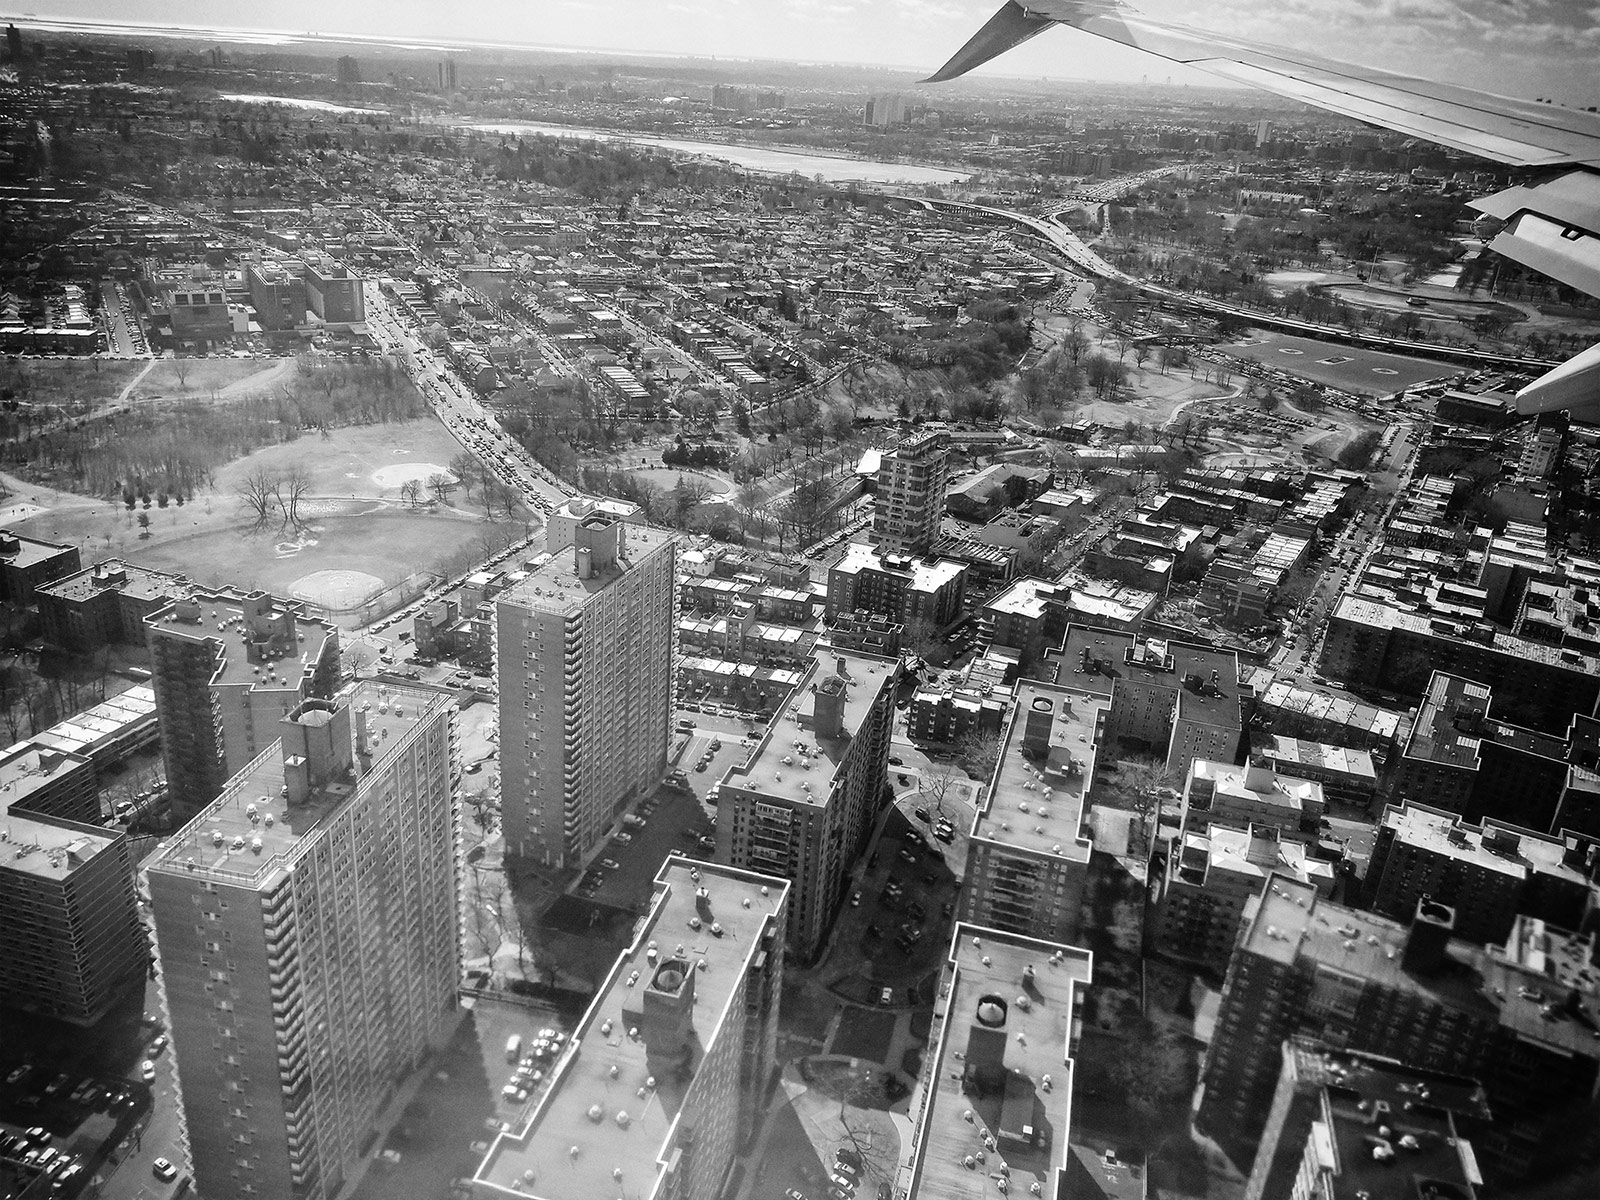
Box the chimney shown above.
[1402,897,1456,976]
[1023,696,1054,756]
[279,698,353,805]
[813,675,847,740]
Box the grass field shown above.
[210,419,470,498]
[7,414,516,624]
[124,505,486,595]
[135,357,295,400]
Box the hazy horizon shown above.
[4,1,1597,102]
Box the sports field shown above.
[1216,331,1456,395]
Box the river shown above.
[463,121,970,185]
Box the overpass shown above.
[908,196,1558,376]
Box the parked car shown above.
[152,1157,178,1182]
[879,987,894,1006]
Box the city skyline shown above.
[8,0,1599,99]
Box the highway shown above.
[914,193,1560,378]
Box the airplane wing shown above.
[928,1,1600,417]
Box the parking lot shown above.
[348,1000,573,1200]
[569,778,718,909]
[1,1016,161,1200]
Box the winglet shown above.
[923,1,1058,83]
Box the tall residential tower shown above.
[872,430,949,557]
[147,684,461,1200]
[497,514,676,866]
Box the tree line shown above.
[2,359,422,501]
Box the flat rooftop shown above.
[1334,594,1600,675]
[1405,672,1490,770]
[909,923,1092,1200]
[0,530,73,569]
[148,593,336,692]
[146,682,446,890]
[0,812,120,881]
[0,742,92,815]
[32,684,156,759]
[1283,1038,1487,1200]
[1192,760,1323,822]
[971,680,1105,862]
[1245,876,1600,1058]
[832,542,966,594]
[1263,736,1377,783]
[39,559,185,605]
[1051,625,1131,699]
[720,647,897,808]
[499,523,676,617]
[1378,803,1587,890]
[476,859,787,1199]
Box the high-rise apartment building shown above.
[471,859,787,1200]
[147,590,341,820]
[716,646,898,961]
[1245,1038,1490,1200]
[1363,801,1596,945]
[905,924,1093,1200]
[1199,876,1600,1183]
[497,515,676,866]
[147,684,461,1200]
[872,430,949,557]
[0,745,145,1024]
[957,680,1108,946]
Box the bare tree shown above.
[283,468,312,530]
[448,453,479,500]
[342,642,376,679]
[172,358,190,390]
[399,478,423,508]
[427,473,451,504]
[238,468,277,531]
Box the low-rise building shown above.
[1256,736,1379,809]
[1393,671,1571,831]
[38,560,188,653]
[0,529,80,603]
[826,542,967,630]
[1321,593,1599,735]
[1183,760,1325,841]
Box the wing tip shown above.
[926,1,1057,84]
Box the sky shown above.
[11,0,1599,100]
